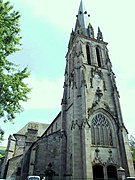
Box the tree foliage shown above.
[0,0,31,124]
[131,147,135,164]
[129,135,135,168]
[0,146,6,159]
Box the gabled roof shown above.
[14,122,49,137]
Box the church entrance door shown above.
[93,165,104,180]
[107,165,118,180]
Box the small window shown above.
[96,47,101,67]
[86,44,91,65]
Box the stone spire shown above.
[75,0,93,37]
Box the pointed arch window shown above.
[86,44,91,65]
[96,47,101,67]
[91,113,113,146]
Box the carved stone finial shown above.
[96,87,103,102]
[97,27,103,41]
[71,120,76,130]
[103,80,107,91]
[90,78,93,88]
[60,129,66,138]
[93,148,103,164]
[28,123,38,130]
[88,23,94,38]
[107,149,116,164]
[95,148,100,155]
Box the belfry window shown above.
[96,47,101,67]
[91,113,113,146]
[86,44,91,65]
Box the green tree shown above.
[0,0,31,137]
[0,146,6,158]
[129,135,135,168]
[131,147,135,165]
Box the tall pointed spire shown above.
[75,0,93,37]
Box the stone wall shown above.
[6,155,22,178]
[32,130,62,178]
[1,122,49,179]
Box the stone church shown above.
[1,0,135,179]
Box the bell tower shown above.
[61,0,135,179]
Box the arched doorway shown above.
[93,165,104,180]
[107,165,118,180]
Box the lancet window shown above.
[86,44,91,65]
[96,47,101,67]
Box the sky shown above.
[1,0,135,146]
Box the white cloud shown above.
[22,76,64,110]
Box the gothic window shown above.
[91,113,113,146]
[86,44,91,65]
[96,47,101,67]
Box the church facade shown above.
[57,1,134,179]
[1,0,135,180]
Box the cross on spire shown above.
[75,0,91,36]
